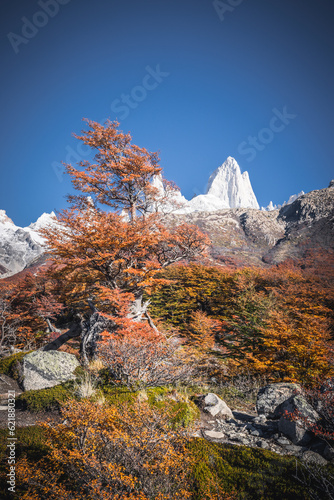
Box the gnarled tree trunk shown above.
[42,294,157,365]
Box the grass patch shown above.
[188,439,313,500]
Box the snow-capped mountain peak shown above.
[150,157,261,215]
[149,174,188,213]
[23,211,57,246]
[205,157,259,209]
[26,211,56,231]
[0,211,56,277]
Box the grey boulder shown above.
[256,383,302,418]
[278,395,319,446]
[22,351,80,391]
[201,393,233,419]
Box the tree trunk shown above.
[130,202,136,222]
[43,322,82,351]
[42,295,157,362]
[80,310,112,366]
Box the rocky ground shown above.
[1,360,333,468]
[194,386,334,466]
[0,397,331,466]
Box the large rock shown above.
[278,395,319,446]
[22,351,80,391]
[313,377,334,413]
[256,383,302,418]
[200,393,233,419]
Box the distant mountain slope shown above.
[0,211,55,278]
[1,182,333,277]
[263,184,334,264]
[167,183,334,266]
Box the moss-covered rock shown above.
[0,351,31,381]
[17,384,72,412]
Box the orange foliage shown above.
[186,310,220,352]
[41,209,208,312]
[66,118,161,221]
[0,271,63,351]
[149,255,334,385]
[16,399,194,499]
[37,119,209,361]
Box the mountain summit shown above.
[176,157,259,213]
[206,157,259,209]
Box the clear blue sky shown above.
[1,0,333,226]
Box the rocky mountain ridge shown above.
[1,183,333,277]
[167,182,334,266]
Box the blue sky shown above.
[1,0,333,226]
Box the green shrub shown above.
[147,387,200,428]
[167,400,200,428]
[17,384,72,412]
[101,386,200,428]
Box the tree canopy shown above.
[40,119,210,360]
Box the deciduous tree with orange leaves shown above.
[41,119,209,361]
[0,271,63,353]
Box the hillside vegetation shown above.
[0,120,333,499]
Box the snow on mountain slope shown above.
[24,211,57,245]
[0,211,56,278]
[150,173,188,213]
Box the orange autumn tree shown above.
[219,264,334,384]
[252,264,334,384]
[148,262,334,384]
[0,271,63,353]
[41,119,209,361]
